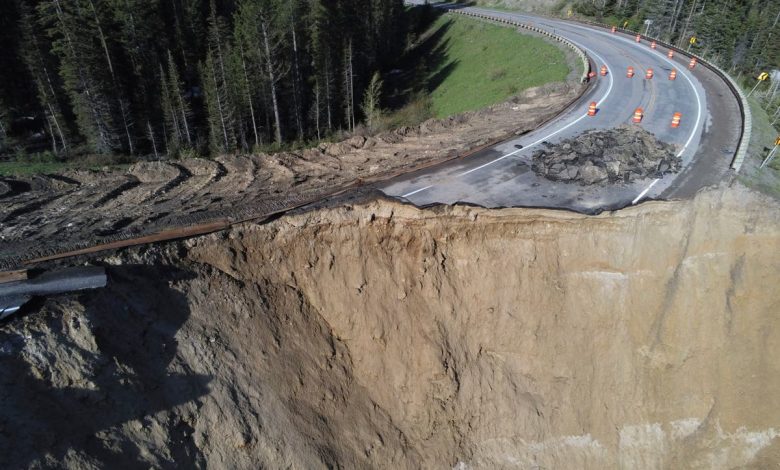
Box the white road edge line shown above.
[401,39,615,199]
[402,185,433,198]
[631,178,659,204]
[569,21,704,203]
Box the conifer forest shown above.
[573,0,779,75]
[0,0,406,158]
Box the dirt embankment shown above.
[2,183,779,469]
[0,82,581,265]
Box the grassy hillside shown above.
[737,97,780,196]
[430,15,569,118]
[387,13,571,121]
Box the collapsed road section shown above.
[2,184,779,468]
[381,6,744,211]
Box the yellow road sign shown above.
[623,21,629,28]
[689,36,697,45]
[567,9,573,17]
[758,72,769,81]
[776,136,780,146]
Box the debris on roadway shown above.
[531,126,680,185]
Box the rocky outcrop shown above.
[532,126,681,184]
[2,184,779,469]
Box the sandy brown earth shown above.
[0,82,582,268]
[1,182,779,469]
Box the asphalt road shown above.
[381,5,741,212]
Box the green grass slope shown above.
[425,15,570,118]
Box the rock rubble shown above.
[531,126,680,184]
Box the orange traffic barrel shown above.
[600,65,608,76]
[588,71,597,79]
[627,66,635,78]
[611,26,617,33]
[667,49,674,59]
[632,108,644,123]
[588,102,597,116]
[669,69,678,80]
[635,34,641,43]
[651,41,657,49]
[645,68,654,79]
[671,112,682,128]
[689,57,697,69]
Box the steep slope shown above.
[2,183,779,469]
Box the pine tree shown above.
[201,1,237,154]
[0,97,9,154]
[110,0,167,155]
[307,0,335,133]
[38,0,120,154]
[235,0,288,145]
[167,51,193,148]
[361,72,383,130]
[20,4,69,154]
[344,39,355,132]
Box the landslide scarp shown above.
[1,183,779,469]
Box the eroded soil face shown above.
[0,83,581,268]
[2,183,779,469]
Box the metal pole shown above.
[747,80,762,98]
[761,145,779,168]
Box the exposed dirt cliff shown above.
[2,182,779,469]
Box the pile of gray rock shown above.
[531,126,680,185]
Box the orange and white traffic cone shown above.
[651,41,657,49]
[667,49,674,59]
[611,26,617,33]
[645,68,654,79]
[632,108,644,123]
[671,112,682,128]
[635,34,641,43]
[689,57,697,69]
[588,102,597,116]
[588,71,597,79]
[669,69,677,80]
[600,65,608,76]
[627,66,635,78]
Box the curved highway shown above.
[381,5,742,212]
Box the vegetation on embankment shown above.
[429,15,570,118]
[383,11,570,123]
[737,97,780,196]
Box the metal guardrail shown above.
[452,7,750,172]
[564,18,751,172]
[449,10,591,83]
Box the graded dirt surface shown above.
[2,182,779,469]
[0,83,581,269]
